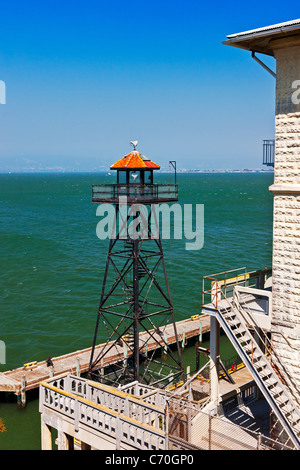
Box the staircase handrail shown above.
[233,287,300,407]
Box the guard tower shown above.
[89,142,184,389]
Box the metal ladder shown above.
[215,290,300,449]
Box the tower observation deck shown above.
[92,144,178,204]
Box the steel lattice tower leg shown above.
[88,210,184,388]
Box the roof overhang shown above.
[110,151,160,170]
[223,19,300,56]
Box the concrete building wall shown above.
[270,40,300,389]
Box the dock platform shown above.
[0,314,210,397]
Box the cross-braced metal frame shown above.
[88,205,184,388]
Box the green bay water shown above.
[0,172,273,449]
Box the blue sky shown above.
[0,0,298,171]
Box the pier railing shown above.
[40,374,167,450]
[120,381,168,408]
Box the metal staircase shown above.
[214,288,300,449]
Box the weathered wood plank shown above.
[0,315,210,394]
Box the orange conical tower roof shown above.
[110,142,160,170]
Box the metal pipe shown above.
[251,51,276,78]
[133,239,140,382]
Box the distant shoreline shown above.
[165,169,274,174]
[0,169,274,175]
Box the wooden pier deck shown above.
[0,314,210,396]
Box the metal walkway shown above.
[205,288,300,449]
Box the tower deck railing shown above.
[92,183,178,203]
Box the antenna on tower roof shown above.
[130,140,138,151]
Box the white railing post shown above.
[74,398,79,432]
